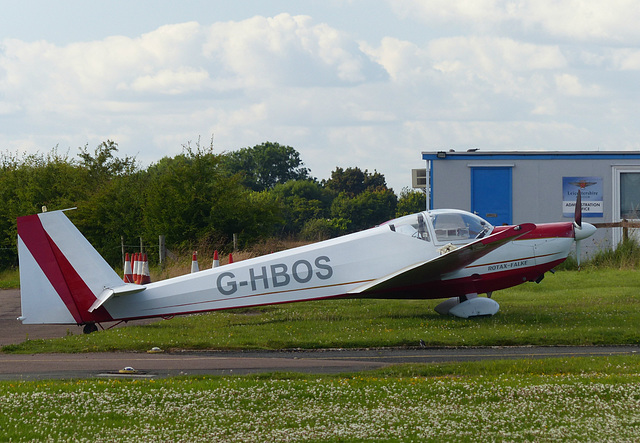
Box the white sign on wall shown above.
[562,176,603,217]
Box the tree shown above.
[0,149,93,267]
[77,140,138,184]
[300,217,348,241]
[144,150,227,246]
[74,172,147,265]
[323,167,388,197]
[269,180,331,235]
[143,146,281,251]
[222,142,311,191]
[330,189,398,232]
[396,187,426,217]
[322,166,396,233]
[71,142,142,263]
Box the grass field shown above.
[2,263,640,441]
[1,356,640,442]
[0,268,19,289]
[3,268,640,353]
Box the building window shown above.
[620,172,640,219]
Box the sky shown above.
[2,0,640,193]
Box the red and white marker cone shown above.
[228,253,233,264]
[141,253,151,284]
[131,253,137,284]
[134,253,142,284]
[130,253,136,281]
[123,252,134,283]
[212,250,219,268]
[191,251,199,273]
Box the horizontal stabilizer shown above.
[89,284,146,313]
[349,223,535,294]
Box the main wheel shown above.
[83,322,98,334]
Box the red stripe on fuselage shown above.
[493,222,574,240]
[17,214,113,324]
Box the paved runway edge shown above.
[1,345,639,380]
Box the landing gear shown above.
[83,322,99,334]
[434,293,500,318]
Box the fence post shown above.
[159,235,166,266]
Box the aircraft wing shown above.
[348,223,536,295]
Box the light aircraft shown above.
[16,193,595,333]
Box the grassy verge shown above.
[3,268,640,353]
[0,268,19,289]
[1,355,639,442]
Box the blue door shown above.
[471,167,512,225]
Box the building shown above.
[419,151,640,259]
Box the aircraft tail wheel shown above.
[83,322,98,334]
[435,295,499,318]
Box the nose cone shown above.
[574,222,597,241]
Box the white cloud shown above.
[364,35,566,83]
[611,49,640,70]
[0,13,386,172]
[362,34,571,120]
[361,37,429,83]
[521,0,640,42]
[389,0,509,28]
[127,68,210,94]
[0,14,378,107]
[428,36,566,73]
[1,4,640,193]
[389,0,640,43]
[554,73,603,97]
[402,119,595,151]
[202,13,378,88]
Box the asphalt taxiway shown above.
[2,289,639,380]
[1,346,639,380]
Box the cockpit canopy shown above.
[385,212,431,241]
[384,209,493,244]
[430,209,493,242]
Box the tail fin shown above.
[17,209,122,325]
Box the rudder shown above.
[17,210,121,325]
